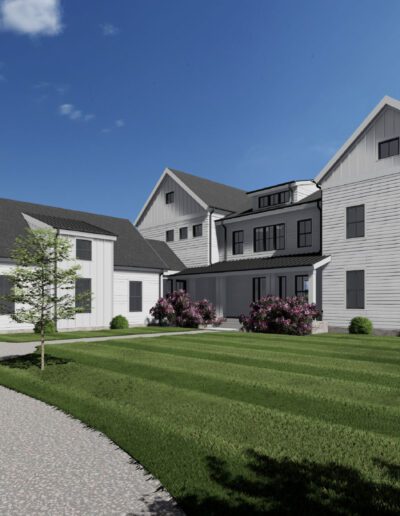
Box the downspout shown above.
[208,208,215,265]
[53,229,59,332]
[159,272,163,298]
[313,180,322,254]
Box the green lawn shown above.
[0,326,197,342]
[0,332,400,514]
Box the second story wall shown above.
[217,203,321,262]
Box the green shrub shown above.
[110,315,129,330]
[34,320,56,334]
[349,316,373,335]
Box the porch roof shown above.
[171,253,329,276]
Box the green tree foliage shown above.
[6,228,87,370]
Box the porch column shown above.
[308,269,317,304]
[215,276,227,317]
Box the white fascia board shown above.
[174,265,314,279]
[315,96,400,184]
[59,229,117,241]
[114,266,164,273]
[216,201,317,225]
[134,167,208,226]
[312,256,331,269]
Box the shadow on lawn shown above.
[176,450,400,515]
[0,353,70,369]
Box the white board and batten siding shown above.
[320,105,400,330]
[113,270,160,326]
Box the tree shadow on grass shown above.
[0,353,71,369]
[178,450,400,515]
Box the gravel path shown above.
[0,385,182,515]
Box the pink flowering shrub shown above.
[239,296,320,336]
[150,290,223,327]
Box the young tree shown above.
[6,228,85,370]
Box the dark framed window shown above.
[298,219,312,248]
[179,227,188,240]
[232,230,244,255]
[259,190,290,209]
[378,137,399,159]
[165,278,173,294]
[176,280,187,291]
[76,239,92,261]
[166,230,174,242]
[193,224,203,238]
[295,275,309,300]
[165,191,174,204]
[75,278,91,313]
[278,276,287,298]
[253,224,286,252]
[0,276,14,314]
[252,277,266,302]
[346,205,365,238]
[346,270,365,309]
[129,281,142,312]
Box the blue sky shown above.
[1,0,400,219]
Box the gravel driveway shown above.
[0,386,181,515]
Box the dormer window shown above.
[379,137,399,159]
[259,190,290,209]
[165,191,174,204]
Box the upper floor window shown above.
[129,281,142,312]
[76,239,92,261]
[378,137,399,159]
[298,219,312,248]
[253,224,285,252]
[166,230,174,242]
[232,230,244,255]
[259,190,290,209]
[0,276,14,314]
[346,270,364,309]
[179,227,188,240]
[295,275,309,300]
[346,205,364,238]
[75,278,91,313]
[193,224,203,238]
[165,191,174,204]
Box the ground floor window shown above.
[0,275,14,314]
[76,278,92,313]
[176,280,187,291]
[295,275,309,300]
[278,276,287,298]
[129,281,143,312]
[346,270,364,309]
[252,277,266,302]
[165,278,173,295]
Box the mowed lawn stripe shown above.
[39,344,400,437]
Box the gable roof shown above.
[0,198,165,270]
[26,213,116,236]
[315,96,400,184]
[146,239,185,271]
[135,167,249,225]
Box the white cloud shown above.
[0,0,62,36]
[100,23,119,36]
[115,119,124,128]
[59,103,92,122]
[84,113,95,122]
[59,103,73,115]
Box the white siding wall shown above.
[113,270,160,326]
[0,263,33,332]
[294,183,319,201]
[219,204,320,261]
[137,175,204,228]
[322,173,400,330]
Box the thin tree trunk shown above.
[40,325,45,371]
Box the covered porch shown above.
[167,254,331,318]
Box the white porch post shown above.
[308,268,317,304]
[215,276,226,317]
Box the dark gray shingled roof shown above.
[169,168,249,213]
[222,190,322,220]
[172,253,326,276]
[146,239,185,271]
[26,213,116,236]
[0,198,165,270]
